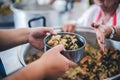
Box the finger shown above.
[65,25,69,32]
[98,40,104,53]
[94,23,100,27]
[52,44,65,52]
[98,36,104,44]
[68,25,72,32]
[91,22,94,27]
[100,39,105,52]
[43,27,56,34]
[48,28,56,34]
[62,25,67,32]
[100,44,104,53]
[100,49,104,54]
[68,25,75,32]
[68,60,77,68]
[91,22,100,28]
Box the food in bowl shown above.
[47,34,83,50]
[25,52,43,64]
[58,43,120,80]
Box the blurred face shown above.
[93,0,119,7]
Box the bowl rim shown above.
[17,43,30,66]
[44,32,86,51]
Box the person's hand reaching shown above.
[91,22,106,53]
[28,27,56,50]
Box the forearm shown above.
[105,27,120,41]
[3,59,46,80]
[112,27,120,41]
[0,28,30,51]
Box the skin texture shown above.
[28,27,56,50]
[91,22,111,53]
[62,22,76,33]
[62,0,119,32]
[0,27,76,80]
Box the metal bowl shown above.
[17,43,41,66]
[44,32,86,63]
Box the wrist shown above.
[107,27,116,39]
[105,27,112,38]
[17,28,30,44]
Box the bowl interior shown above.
[44,32,86,51]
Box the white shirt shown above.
[76,4,120,27]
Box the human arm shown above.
[0,27,55,51]
[0,28,30,51]
[4,44,76,80]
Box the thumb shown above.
[44,27,56,35]
[91,22,95,28]
[68,60,77,68]
[52,44,65,52]
[100,48,104,54]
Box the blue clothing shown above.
[0,58,6,80]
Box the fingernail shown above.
[100,49,104,55]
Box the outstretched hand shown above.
[40,44,77,78]
[91,22,106,53]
